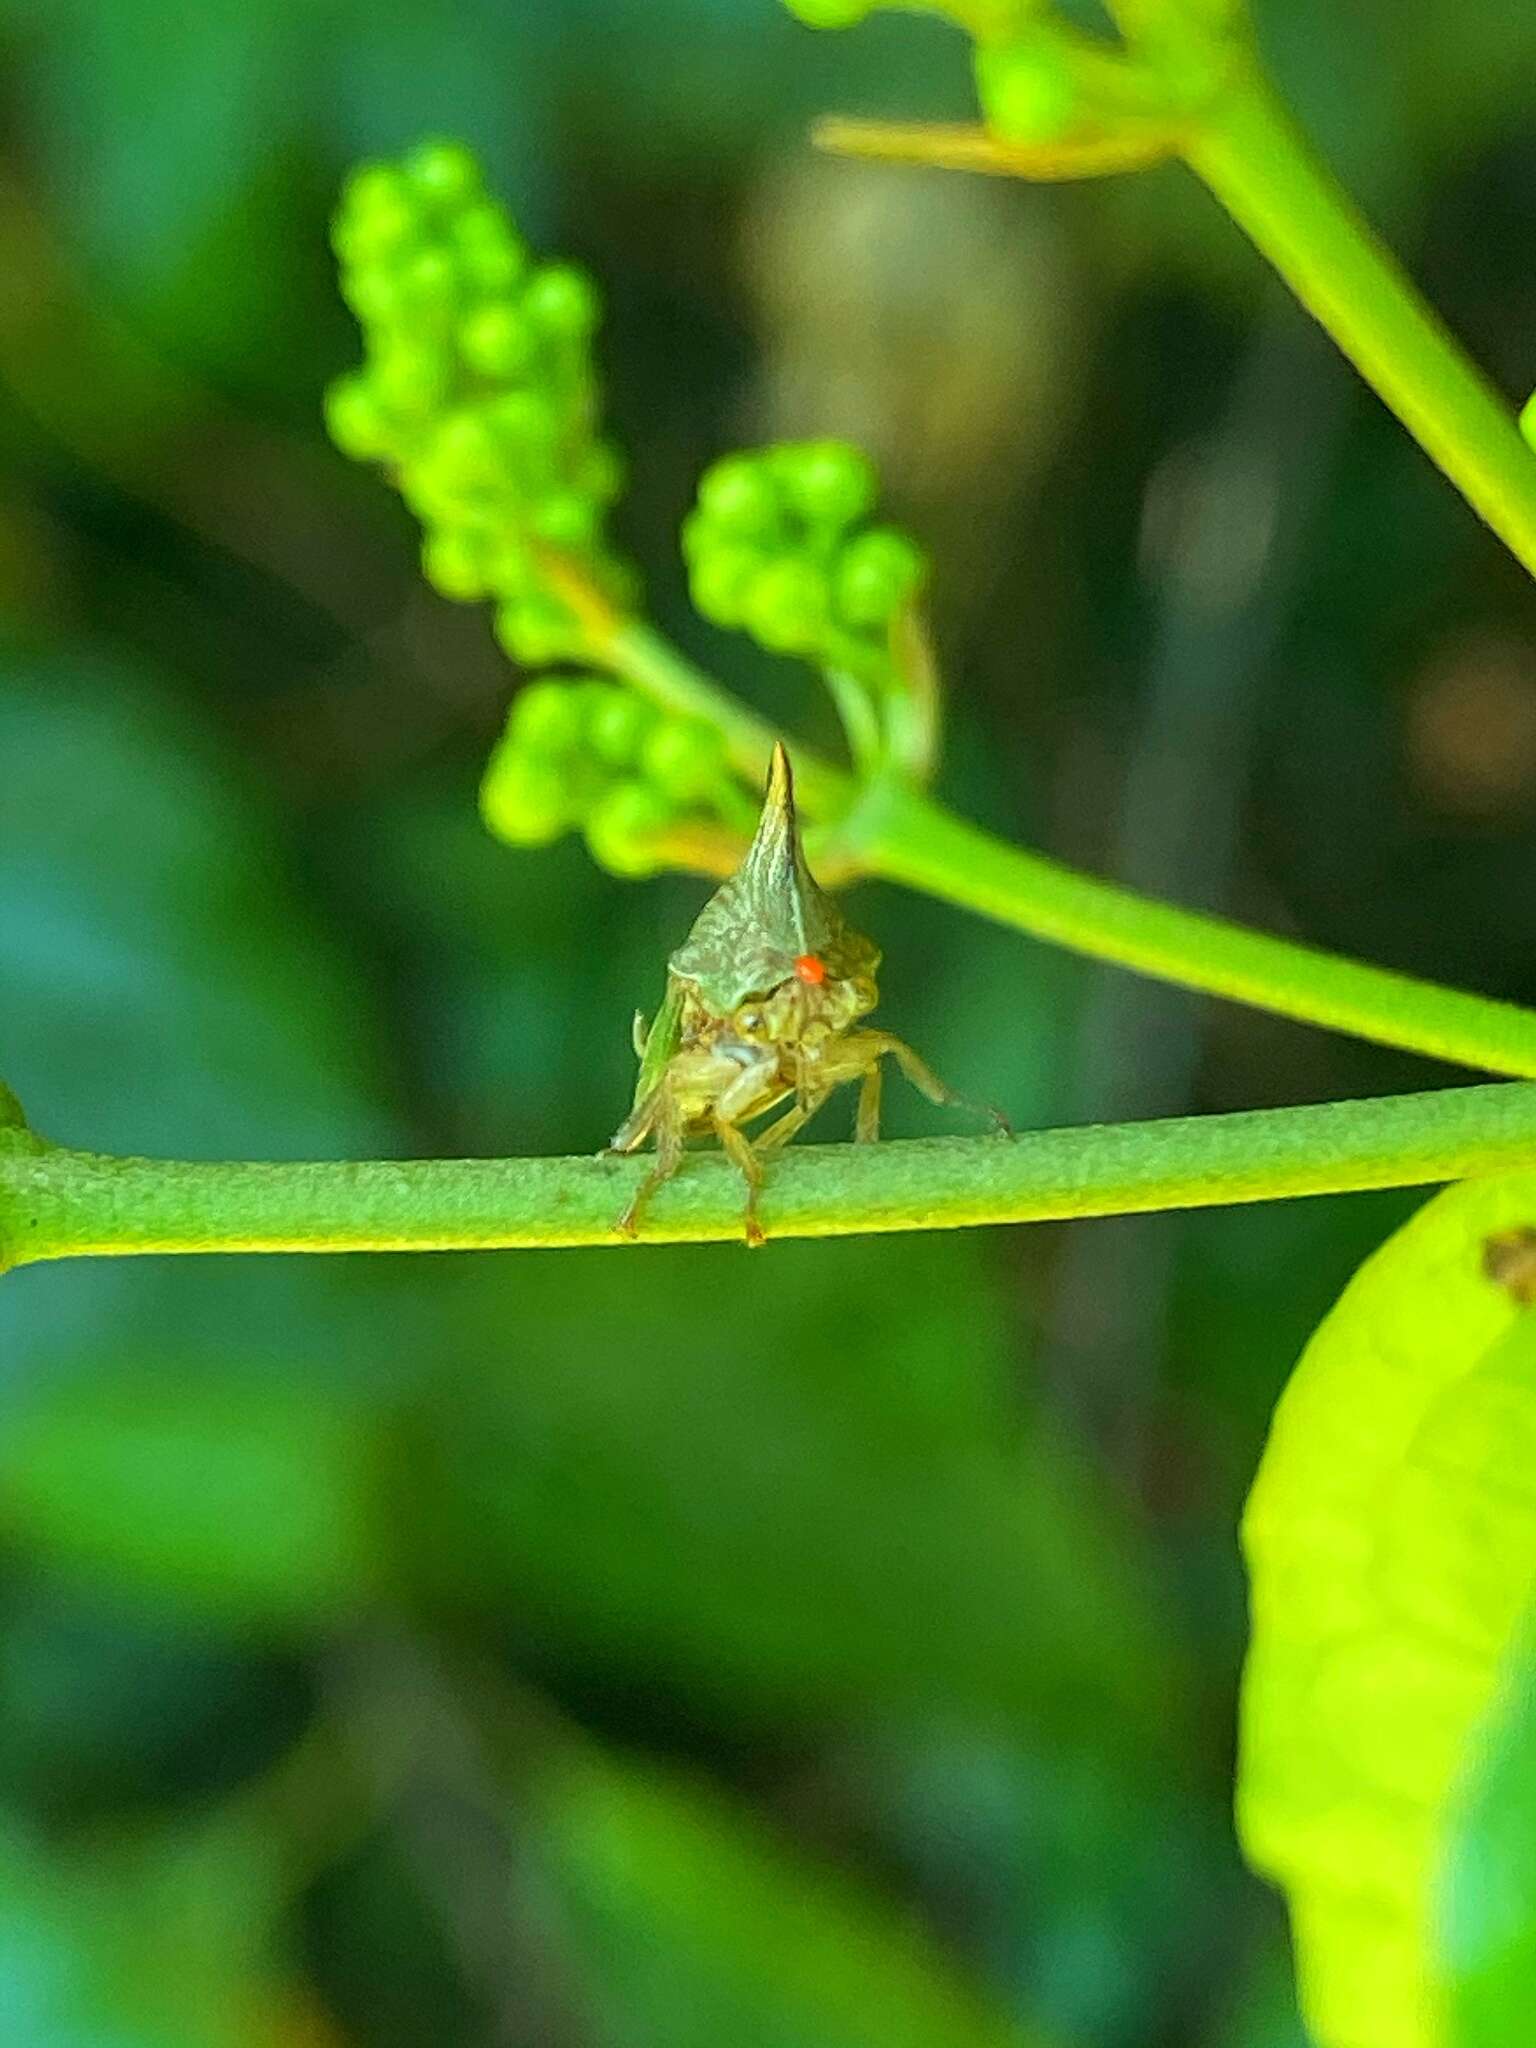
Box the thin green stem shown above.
[598,618,1536,1077]
[866,790,1536,1077]
[1185,66,1536,578]
[4,1081,1536,1265]
[600,618,851,813]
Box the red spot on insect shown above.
[794,954,827,986]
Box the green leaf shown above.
[0,1369,384,1627]
[1436,1616,1536,2045]
[0,1802,299,2048]
[536,1743,1050,2048]
[411,1231,1182,1743]
[1236,1171,1536,2048]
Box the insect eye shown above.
[736,1007,764,1036]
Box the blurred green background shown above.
[1,2,1534,2043]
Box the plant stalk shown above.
[1185,67,1536,578]
[866,790,1536,1078]
[6,1080,1536,1265]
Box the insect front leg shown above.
[712,1114,766,1248]
[613,1083,687,1239]
[607,1082,662,1158]
[712,1048,783,1247]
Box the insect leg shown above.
[854,1056,882,1143]
[852,1031,1011,1135]
[614,1093,686,1238]
[712,1111,767,1249]
[607,1084,663,1157]
[755,1089,829,1151]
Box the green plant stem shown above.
[601,619,852,814]
[1185,66,1536,579]
[598,620,1536,1079]
[4,1080,1536,1265]
[867,789,1536,1076]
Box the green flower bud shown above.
[530,491,600,551]
[324,374,393,460]
[452,205,528,294]
[774,439,876,530]
[744,558,831,653]
[974,35,1079,146]
[337,165,420,259]
[688,545,765,629]
[487,390,560,474]
[835,527,927,627]
[586,687,656,769]
[403,139,483,211]
[426,407,503,488]
[697,455,781,540]
[584,779,672,879]
[641,718,729,805]
[341,265,410,329]
[458,300,536,379]
[371,342,452,419]
[398,461,467,524]
[333,211,417,273]
[496,595,582,667]
[398,245,462,327]
[480,746,571,847]
[782,0,876,25]
[422,528,491,601]
[509,677,586,756]
[484,535,535,597]
[523,264,601,340]
[578,441,626,505]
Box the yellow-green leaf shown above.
[1237,1170,1536,2048]
[1436,1616,1536,2043]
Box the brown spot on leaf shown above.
[1483,1226,1536,1305]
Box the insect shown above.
[607,741,1005,1244]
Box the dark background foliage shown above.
[1,2,1534,2042]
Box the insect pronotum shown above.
[607,742,1006,1243]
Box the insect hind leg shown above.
[846,1031,1011,1136]
[855,1057,882,1143]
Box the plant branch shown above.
[6,1080,1536,1266]
[864,790,1536,1077]
[1184,66,1536,579]
[593,616,1536,1079]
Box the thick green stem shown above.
[1185,67,1536,578]
[5,1080,1536,1264]
[867,791,1536,1078]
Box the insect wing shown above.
[630,977,685,1111]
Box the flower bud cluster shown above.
[682,442,927,676]
[325,141,629,665]
[480,676,739,878]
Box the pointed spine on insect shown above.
[608,742,1003,1244]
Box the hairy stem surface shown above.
[5,1080,1536,1265]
